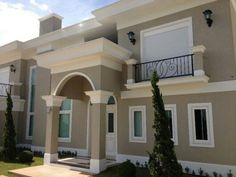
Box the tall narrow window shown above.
[188,103,214,147]
[165,105,178,145]
[58,99,72,142]
[26,66,36,139]
[129,106,146,143]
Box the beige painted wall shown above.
[118,0,236,83]
[117,91,236,165]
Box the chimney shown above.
[39,13,63,36]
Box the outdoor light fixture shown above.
[203,9,213,27]
[10,64,16,73]
[127,31,136,45]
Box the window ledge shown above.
[58,138,71,143]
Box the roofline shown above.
[39,13,64,21]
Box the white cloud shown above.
[0,1,40,46]
[29,0,51,12]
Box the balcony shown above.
[134,54,194,83]
[0,83,12,97]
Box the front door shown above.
[106,105,116,160]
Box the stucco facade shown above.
[0,0,236,176]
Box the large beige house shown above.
[0,0,236,176]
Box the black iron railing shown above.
[0,83,12,97]
[134,54,194,83]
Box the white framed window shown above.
[58,99,72,143]
[0,67,10,84]
[165,104,178,145]
[188,103,215,148]
[129,106,146,143]
[26,66,36,140]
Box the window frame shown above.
[58,99,73,143]
[129,106,147,143]
[26,65,36,140]
[188,103,215,148]
[165,104,178,145]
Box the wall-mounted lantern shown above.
[127,31,136,45]
[203,9,213,27]
[10,64,16,73]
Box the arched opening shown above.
[106,96,117,160]
[54,73,95,166]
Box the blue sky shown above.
[0,0,118,45]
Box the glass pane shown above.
[28,115,34,137]
[59,114,70,138]
[31,68,36,85]
[194,109,208,140]
[107,96,115,105]
[134,111,142,137]
[166,110,173,138]
[60,99,71,110]
[30,85,35,112]
[108,113,114,133]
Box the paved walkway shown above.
[9,165,92,177]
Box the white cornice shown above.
[192,45,206,53]
[35,38,131,72]
[42,95,66,107]
[85,90,113,104]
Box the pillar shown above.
[192,45,206,76]
[125,59,138,84]
[42,95,66,165]
[85,90,113,173]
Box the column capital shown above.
[42,95,66,107]
[85,90,113,104]
[125,59,138,65]
[192,45,206,54]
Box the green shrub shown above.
[18,150,33,163]
[117,160,136,177]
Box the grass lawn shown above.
[95,166,193,177]
[0,156,43,177]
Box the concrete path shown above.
[9,165,92,177]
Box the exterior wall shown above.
[118,0,236,83]
[117,91,236,166]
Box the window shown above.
[0,67,10,84]
[188,103,214,147]
[108,113,114,133]
[26,66,36,139]
[58,99,72,142]
[165,105,178,145]
[129,106,146,143]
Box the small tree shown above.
[2,91,16,161]
[148,71,183,177]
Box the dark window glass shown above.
[107,96,115,105]
[108,113,114,133]
[194,109,208,140]
[166,110,173,138]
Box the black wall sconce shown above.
[127,31,136,45]
[203,9,213,27]
[10,64,16,73]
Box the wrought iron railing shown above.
[0,83,12,97]
[134,54,194,83]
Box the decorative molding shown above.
[116,154,236,177]
[125,59,138,65]
[192,45,206,53]
[90,159,107,174]
[194,70,205,76]
[39,13,63,21]
[85,90,113,104]
[42,95,66,107]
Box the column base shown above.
[44,153,58,165]
[90,159,107,174]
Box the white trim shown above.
[53,72,96,96]
[129,106,147,143]
[58,99,73,143]
[26,65,36,140]
[39,13,63,21]
[86,99,91,155]
[121,79,236,99]
[140,17,193,61]
[192,45,206,53]
[188,103,215,148]
[42,95,66,107]
[165,104,178,145]
[125,59,138,65]
[85,90,113,104]
[90,159,107,174]
[116,154,236,177]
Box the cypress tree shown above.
[148,71,183,177]
[3,91,16,161]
